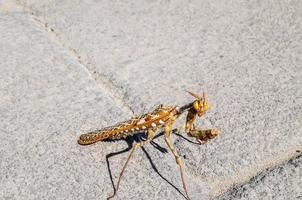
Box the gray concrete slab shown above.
[0,8,133,200]
[218,154,302,200]
[1,0,302,200]
[0,4,205,200]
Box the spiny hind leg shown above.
[107,129,156,199]
[165,119,191,200]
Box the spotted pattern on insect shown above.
[79,91,219,200]
[78,105,176,145]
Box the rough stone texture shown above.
[1,0,302,200]
[0,8,130,200]
[219,155,302,200]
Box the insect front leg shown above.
[188,128,220,145]
[164,116,191,200]
[107,128,156,200]
[185,108,197,134]
[185,108,219,144]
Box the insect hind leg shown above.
[107,128,156,199]
[164,118,191,200]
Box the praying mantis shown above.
[78,91,220,200]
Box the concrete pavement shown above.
[1,0,301,199]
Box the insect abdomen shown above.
[78,130,114,145]
[78,106,176,145]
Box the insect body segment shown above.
[78,105,176,145]
[78,91,219,200]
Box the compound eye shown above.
[204,102,211,111]
[193,101,199,110]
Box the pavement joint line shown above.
[216,152,302,199]
[17,1,135,116]
[210,145,302,197]
[2,1,301,199]
[84,67,136,115]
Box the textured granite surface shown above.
[219,154,302,200]
[1,0,301,199]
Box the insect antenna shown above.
[202,92,208,100]
[187,90,208,101]
[186,90,202,99]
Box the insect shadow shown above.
[104,129,199,199]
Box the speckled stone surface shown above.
[218,155,302,200]
[1,0,301,200]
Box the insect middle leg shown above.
[164,117,191,200]
[107,128,156,199]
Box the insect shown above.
[78,91,219,200]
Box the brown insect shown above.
[78,91,220,200]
